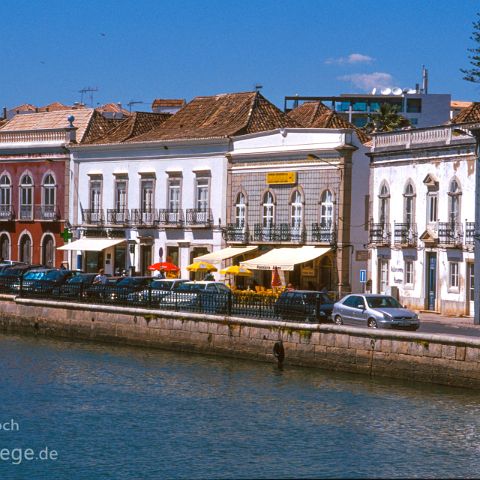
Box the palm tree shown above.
[363,103,411,133]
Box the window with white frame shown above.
[141,179,154,213]
[403,182,415,225]
[320,190,333,227]
[20,174,33,220]
[379,259,389,294]
[290,190,303,230]
[448,179,461,224]
[89,178,102,212]
[378,183,390,225]
[0,175,11,208]
[43,174,56,207]
[196,177,209,212]
[449,261,459,288]
[114,179,127,211]
[262,191,275,228]
[404,260,414,285]
[235,192,246,228]
[167,177,181,212]
[427,192,438,224]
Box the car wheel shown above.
[367,318,378,329]
[334,315,343,326]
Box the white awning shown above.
[240,246,331,271]
[57,238,126,252]
[194,246,258,264]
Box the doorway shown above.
[140,246,152,276]
[425,252,437,311]
[468,262,474,317]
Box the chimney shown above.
[2,107,6,120]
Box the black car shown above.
[20,269,79,296]
[87,276,154,303]
[54,273,98,298]
[0,264,44,293]
[274,290,334,323]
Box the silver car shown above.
[332,294,420,331]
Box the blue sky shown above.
[1,0,479,111]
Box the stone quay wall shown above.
[2,295,480,389]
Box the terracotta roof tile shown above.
[132,92,300,142]
[37,102,70,112]
[288,101,371,144]
[450,102,480,124]
[85,112,171,144]
[96,103,131,116]
[152,98,186,108]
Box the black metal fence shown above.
[5,280,331,323]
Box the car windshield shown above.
[366,296,402,309]
[303,292,331,303]
[44,271,64,281]
[176,283,204,292]
[24,271,47,280]
[151,281,174,290]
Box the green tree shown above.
[461,13,480,83]
[363,103,411,133]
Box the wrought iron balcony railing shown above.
[465,222,475,246]
[393,222,417,247]
[19,205,33,221]
[158,209,184,226]
[82,209,105,225]
[130,209,158,226]
[252,223,306,243]
[107,209,130,225]
[34,205,60,221]
[186,208,213,226]
[224,224,249,243]
[310,222,336,244]
[369,222,391,246]
[438,222,463,247]
[0,205,14,221]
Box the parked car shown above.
[332,294,420,331]
[160,281,231,312]
[54,273,98,298]
[88,276,154,303]
[274,290,334,322]
[127,278,189,305]
[0,264,44,293]
[20,269,79,295]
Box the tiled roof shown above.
[85,112,171,144]
[37,102,70,112]
[9,103,36,113]
[288,101,371,144]
[96,103,131,116]
[450,102,480,124]
[81,111,122,144]
[0,108,117,143]
[152,98,186,108]
[132,92,300,142]
[451,101,473,109]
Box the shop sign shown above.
[266,172,297,185]
[301,266,315,276]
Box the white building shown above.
[368,123,477,316]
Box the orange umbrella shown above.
[271,266,282,287]
[147,262,180,272]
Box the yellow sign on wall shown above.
[266,172,297,185]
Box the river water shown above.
[0,333,479,479]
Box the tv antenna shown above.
[79,87,98,107]
[127,100,144,112]
[254,83,263,92]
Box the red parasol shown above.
[271,266,282,287]
[147,262,180,272]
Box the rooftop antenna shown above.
[254,83,263,92]
[127,100,144,112]
[422,65,429,94]
[79,87,98,107]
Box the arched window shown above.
[42,234,55,267]
[290,190,303,230]
[262,191,275,228]
[0,175,12,220]
[0,234,9,260]
[320,190,334,227]
[42,174,56,220]
[448,178,461,224]
[19,234,31,264]
[403,182,415,225]
[235,193,246,228]
[19,174,33,220]
[378,183,390,225]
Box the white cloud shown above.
[325,53,374,65]
[338,72,394,91]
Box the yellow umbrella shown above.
[186,261,218,272]
[220,265,253,277]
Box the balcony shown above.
[130,209,158,226]
[465,222,475,247]
[224,224,249,243]
[0,205,14,221]
[158,209,184,227]
[252,223,306,244]
[19,205,33,221]
[34,205,60,221]
[310,223,336,244]
[82,209,105,225]
[393,223,417,247]
[186,208,213,227]
[107,209,130,225]
[369,222,391,246]
[438,222,463,248]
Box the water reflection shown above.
[0,333,479,479]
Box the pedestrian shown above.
[287,283,294,291]
[93,268,108,285]
[205,272,214,281]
